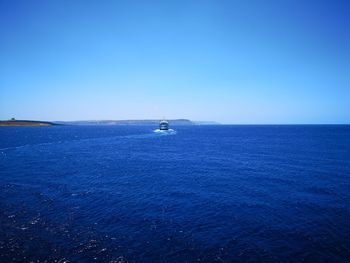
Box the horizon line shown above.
[1,119,349,125]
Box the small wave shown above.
[0,129,176,152]
[153,129,176,135]
[0,141,63,152]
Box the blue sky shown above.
[0,0,349,123]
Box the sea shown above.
[0,125,350,262]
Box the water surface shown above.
[1,125,350,262]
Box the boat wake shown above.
[153,129,176,135]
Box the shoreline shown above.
[0,120,55,126]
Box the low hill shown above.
[0,120,56,126]
[56,119,195,125]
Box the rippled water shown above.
[1,125,350,262]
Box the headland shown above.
[0,120,56,126]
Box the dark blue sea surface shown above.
[1,125,350,262]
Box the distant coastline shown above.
[0,119,220,127]
[56,119,195,126]
[0,120,56,126]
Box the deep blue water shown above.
[1,125,350,262]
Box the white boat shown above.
[159,120,169,130]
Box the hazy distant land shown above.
[0,119,220,126]
[56,119,195,126]
[55,119,220,125]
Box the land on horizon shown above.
[0,120,56,126]
[0,119,221,126]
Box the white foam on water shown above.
[153,129,176,135]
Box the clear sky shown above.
[0,0,349,124]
